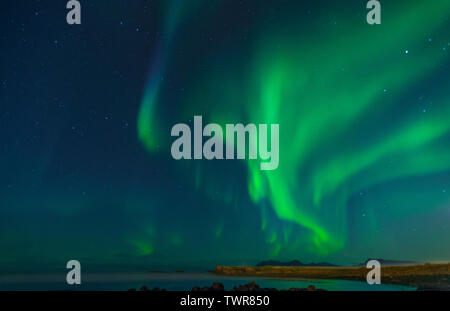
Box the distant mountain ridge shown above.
[255,260,339,267]
[357,258,422,266]
[255,258,422,267]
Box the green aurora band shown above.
[138,0,450,257]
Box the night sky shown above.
[1,0,449,274]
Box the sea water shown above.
[0,271,416,291]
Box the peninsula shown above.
[215,262,450,290]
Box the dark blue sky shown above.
[0,1,449,274]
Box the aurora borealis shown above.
[0,0,449,275]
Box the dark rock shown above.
[136,281,326,292]
[211,282,224,291]
[191,282,225,291]
[232,281,261,291]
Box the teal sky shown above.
[0,0,449,273]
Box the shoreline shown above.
[214,263,450,290]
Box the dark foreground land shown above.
[215,263,450,290]
[129,281,325,291]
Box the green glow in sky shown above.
[138,0,450,258]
